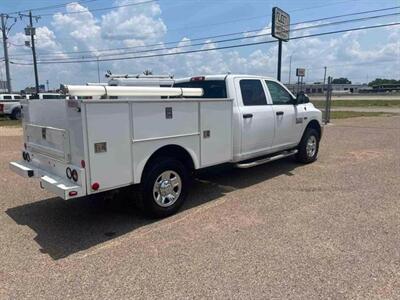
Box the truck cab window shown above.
[240,79,267,106]
[173,80,226,98]
[265,81,293,105]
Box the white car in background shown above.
[0,94,23,120]
[25,93,66,100]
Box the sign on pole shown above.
[296,68,305,77]
[272,7,290,42]
[272,7,290,82]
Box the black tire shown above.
[140,157,190,218]
[10,108,21,120]
[296,128,320,163]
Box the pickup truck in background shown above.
[10,74,323,218]
[0,94,22,120]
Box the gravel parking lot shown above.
[1,116,399,299]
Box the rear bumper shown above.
[9,161,84,200]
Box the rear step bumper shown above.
[235,149,298,169]
[9,161,84,200]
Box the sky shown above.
[0,0,399,90]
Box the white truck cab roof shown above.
[0,94,22,101]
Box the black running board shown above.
[235,149,298,169]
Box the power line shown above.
[10,22,400,65]
[31,12,400,62]
[8,6,400,59]
[166,0,363,32]
[299,59,400,72]
[6,0,100,15]
[38,0,159,17]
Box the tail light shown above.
[66,167,72,179]
[91,182,100,191]
[80,160,86,168]
[71,169,78,182]
[0,104,3,112]
[68,191,78,197]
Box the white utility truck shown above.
[10,75,322,218]
[0,94,22,120]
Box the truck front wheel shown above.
[296,128,320,163]
[141,158,189,218]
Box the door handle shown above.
[276,111,284,116]
[243,113,253,119]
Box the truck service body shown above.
[10,74,323,217]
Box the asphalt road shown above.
[1,116,400,299]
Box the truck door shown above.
[265,80,303,148]
[235,78,275,157]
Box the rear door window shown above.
[173,80,227,98]
[239,79,267,106]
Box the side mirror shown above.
[296,91,310,104]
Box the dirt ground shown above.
[0,116,399,299]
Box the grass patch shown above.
[330,111,397,119]
[312,100,400,108]
[0,117,21,127]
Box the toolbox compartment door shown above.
[85,103,133,191]
[25,124,71,162]
[200,100,233,167]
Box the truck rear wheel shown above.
[296,128,320,163]
[140,158,189,218]
[10,108,21,120]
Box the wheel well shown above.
[142,145,195,180]
[305,120,321,139]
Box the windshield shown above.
[173,80,227,98]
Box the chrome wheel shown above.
[152,170,182,207]
[306,135,317,158]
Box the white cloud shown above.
[100,0,166,41]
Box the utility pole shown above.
[20,11,40,93]
[323,66,327,85]
[1,14,12,93]
[29,11,39,93]
[288,55,292,84]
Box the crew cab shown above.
[0,94,22,120]
[10,74,322,218]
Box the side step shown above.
[235,149,298,169]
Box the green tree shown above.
[332,78,352,84]
[368,78,400,87]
